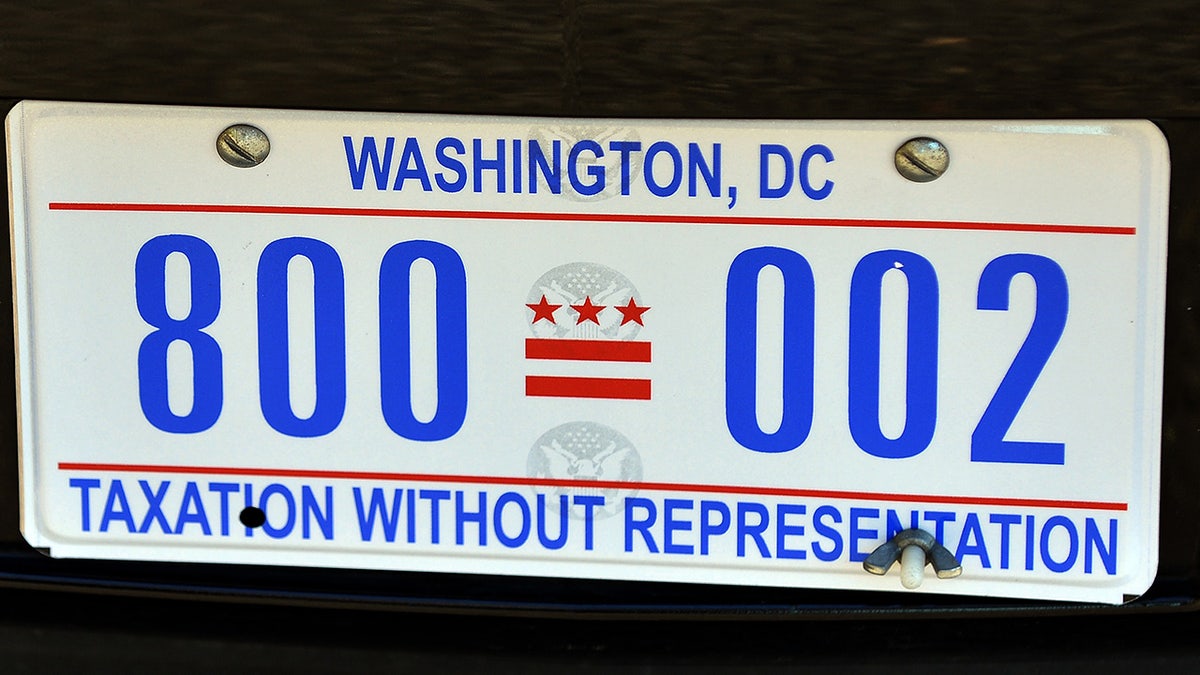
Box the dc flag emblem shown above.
[524,262,651,400]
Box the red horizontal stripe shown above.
[525,338,651,362]
[56,462,1128,511]
[525,375,651,400]
[47,203,1137,236]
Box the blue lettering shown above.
[137,480,173,534]
[955,513,991,568]
[536,494,569,550]
[1040,515,1079,573]
[776,503,807,560]
[472,138,506,193]
[528,139,562,194]
[812,505,843,561]
[259,483,296,539]
[69,478,100,532]
[724,247,816,453]
[886,509,920,539]
[209,482,239,536]
[406,488,417,543]
[243,483,255,537]
[100,480,136,533]
[568,140,604,196]
[343,136,394,190]
[688,143,721,198]
[644,141,682,197]
[759,144,792,198]
[257,237,347,439]
[624,497,658,552]
[663,499,694,555]
[1025,515,1036,570]
[848,250,939,459]
[494,491,531,548]
[972,254,1069,465]
[434,138,467,192]
[392,137,432,191]
[174,481,211,536]
[737,502,771,558]
[135,235,223,434]
[455,490,487,546]
[378,240,469,442]
[699,500,730,555]
[849,507,879,563]
[511,140,523,194]
[354,487,403,543]
[420,489,451,545]
[574,495,604,551]
[1084,518,1118,575]
[798,144,834,200]
[301,485,334,540]
[609,140,641,195]
[922,510,956,544]
[989,513,1021,570]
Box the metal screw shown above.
[894,137,949,182]
[216,124,270,168]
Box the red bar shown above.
[56,462,1129,511]
[525,375,651,400]
[47,202,1137,236]
[525,338,650,362]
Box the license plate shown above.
[6,102,1168,604]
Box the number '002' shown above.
[134,234,467,441]
[724,247,1068,465]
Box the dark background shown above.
[2,0,1198,119]
[1,588,1199,672]
[3,0,1200,669]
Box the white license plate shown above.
[6,102,1168,604]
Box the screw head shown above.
[894,137,949,183]
[217,124,270,168]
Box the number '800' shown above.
[136,236,1068,465]
[135,234,467,441]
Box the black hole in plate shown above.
[239,506,266,528]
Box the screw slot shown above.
[217,124,270,168]
[895,137,949,182]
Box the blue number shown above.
[848,250,939,459]
[257,237,347,437]
[972,254,1068,464]
[379,240,468,441]
[725,247,815,453]
[135,235,223,433]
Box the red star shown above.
[615,298,650,326]
[570,296,606,325]
[526,295,561,324]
